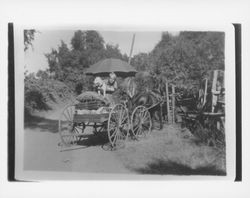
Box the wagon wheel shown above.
[107,104,129,148]
[131,106,152,140]
[58,104,84,146]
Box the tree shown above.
[36,69,49,79]
[71,30,106,67]
[71,30,105,52]
[131,53,151,71]
[85,30,105,51]
[45,30,127,93]
[104,43,123,59]
[45,41,72,81]
[45,48,58,73]
[145,31,225,88]
[71,30,86,51]
[24,29,37,51]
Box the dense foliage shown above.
[24,30,128,114]
[131,31,224,90]
[24,70,73,114]
[44,30,128,93]
[24,30,224,114]
[24,29,37,51]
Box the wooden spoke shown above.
[110,128,118,139]
[109,122,116,131]
[142,111,150,120]
[66,108,71,120]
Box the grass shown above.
[116,125,226,175]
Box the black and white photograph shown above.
[2,0,250,197]
[12,26,235,180]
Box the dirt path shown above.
[24,102,131,173]
[24,102,226,176]
[24,127,130,173]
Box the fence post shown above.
[172,85,175,124]
[165,81,171,124]
[212,70,218,113]
[160,103,163,129]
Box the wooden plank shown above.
[212,70,218,112]
[172,85,175,124]
[73,113,109,123]
[165,82,171,123]
[159,103,163,129]
[204,78,208,106]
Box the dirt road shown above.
[24,103,226,176]
[24,102,130,174]
[24,127,131,173]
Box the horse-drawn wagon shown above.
[58,91,153,149]
[58,59,155,149]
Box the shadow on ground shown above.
[25,115,58,133]
[60,134,110,152]
[133,159,226,176]
[77,133,109,147]
[25,115,111,150]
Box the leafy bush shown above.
[131,31,225,88]
[24,71,73,115]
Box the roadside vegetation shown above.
[117,126,226,175]
[24,30,224,116]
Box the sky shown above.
[24,30,163,73]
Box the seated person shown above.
[106,72,118,93]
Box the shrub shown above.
[24,71,73,115]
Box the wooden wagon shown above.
[58,92,152,149]
[178,70,225,147]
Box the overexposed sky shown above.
[24,30,163,73]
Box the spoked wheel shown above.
[131,106,152,140]
[58,104,84,146]
[107,104,129,149]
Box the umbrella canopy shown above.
[85,58,137,77]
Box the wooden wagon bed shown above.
[73,113,109,123]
